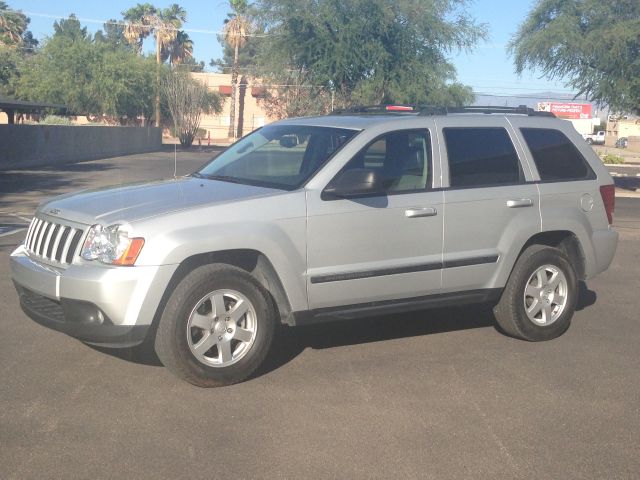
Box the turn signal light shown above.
[112,238,145,266]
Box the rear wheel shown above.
[494,245,578,341]
[155,264,276,387]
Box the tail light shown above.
[599,184,615,225]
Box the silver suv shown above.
[11,105,618,387]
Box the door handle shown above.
[405,207,437,218]
[507,198,534,208]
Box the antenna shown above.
[174,144,177,178]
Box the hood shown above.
[39,177,284,225]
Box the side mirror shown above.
[323,168,388,199]
[279,135,298,148]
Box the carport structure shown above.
[0,98,67,124]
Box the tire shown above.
[155,264,276,387]
[586,138,593,145]
[493,245,578,342]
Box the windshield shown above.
[196,125,359,190]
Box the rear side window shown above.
[443,128,523,187]
[520,128,594,181]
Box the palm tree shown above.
[0,1,28,46]
[123,4,187,127]
[223,0,250,138]
[162,30,193,66]
[122,3,157,54]
[146,5,186,126]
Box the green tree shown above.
[15,17,158,124]
[92,48,157,123]
[178,56,205,72]
[0,3,37,97]
[94,19,129,50]
[510,0,640,115]
[211,21,263,74]
[253,0,485,111]
[0,44,22,95]
[52,14,88,41]
[0,1,27,46]
[224,0,251,138]
[161,70,222,146]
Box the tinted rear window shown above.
[443,128,523,187]
[520,128,594,181]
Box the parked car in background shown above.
[615,137,628,149]
[583,131,606,145]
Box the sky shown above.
[13,0,576,98]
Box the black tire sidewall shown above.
[158,265,275,386]
[511,248,578,341]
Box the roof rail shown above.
[329,104,556,118]
[420,105,556,117]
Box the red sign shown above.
[537,102,592,119]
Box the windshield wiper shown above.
[198,174,244,184]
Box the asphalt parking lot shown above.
[1,150,639,479]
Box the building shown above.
[191,72,276,141]
[605,116,640,147]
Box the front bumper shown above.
[10,245,178,347]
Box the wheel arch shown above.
[150,249,295,335]
[519,230,586,280]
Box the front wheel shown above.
[494,245,578,341]
[155,264,276,387]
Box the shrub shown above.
[602,154,625,164]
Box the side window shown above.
[520,128,594,181]
[342,130,432,193]
[443,128,523,187]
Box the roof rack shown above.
[329,104,556,118]
[423,105,556,117]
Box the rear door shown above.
[436,116,541,294]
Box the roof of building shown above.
[0,98,68,113]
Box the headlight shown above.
[81,225,145,266]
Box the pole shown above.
[155,29,161,128]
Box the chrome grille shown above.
[24,217,85,265]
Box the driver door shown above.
[305,128,444,310]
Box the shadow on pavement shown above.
[90,339,163,367]
[255,304,497,379]
[0,161,119,210]
[576,281,597,311]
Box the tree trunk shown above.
[228,42,239,138]
[237,75,247,138]
[155,30,161,128]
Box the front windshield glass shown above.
[197,125,359,190]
